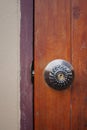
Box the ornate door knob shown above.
[44,59,74,90]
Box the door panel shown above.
[34,0,71,130]
[72,0,87,129]
[34,0,87,130]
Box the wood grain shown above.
[20,0,33,130]
[34,0,71,130]
[71,0,87,129]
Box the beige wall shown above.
[0,0,20,130]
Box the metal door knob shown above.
[44,59,74,90]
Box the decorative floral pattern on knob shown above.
[44,59,74,90]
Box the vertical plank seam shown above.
[70,0,73,130]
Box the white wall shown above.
[0,0,20,130]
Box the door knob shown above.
[44,59,74,90]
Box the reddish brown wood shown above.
[71,0,87,130]
[34,0,72,130]
[20,0,33,130]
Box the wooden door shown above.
[34,0,87,130]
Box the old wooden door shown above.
[34,0,87,130]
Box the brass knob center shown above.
[57,73,65,81]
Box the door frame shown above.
[20,0,33,130]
